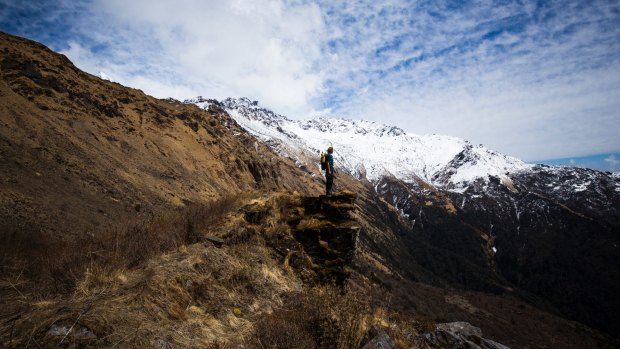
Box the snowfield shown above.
[187,97,535,190]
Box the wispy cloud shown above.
[1,0,619,162]
[605,154,620,171]
[1,0,327,116]
[315,1,620,160]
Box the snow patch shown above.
[572,181,591,192]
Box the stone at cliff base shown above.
[414,321,510,349]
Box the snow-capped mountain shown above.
[187,97,530,191]
[183,96,620,336]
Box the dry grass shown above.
[1,238,301,348]
[296,217,336,231]
[0,195,240,299]
[2,191,374,347]
[379,312,436,348]
[250,285,371,349]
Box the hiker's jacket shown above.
[325,153,335,175]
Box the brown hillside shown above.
[0,31,321,238]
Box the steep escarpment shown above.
[458,168,620,336]
[0,31,320,334]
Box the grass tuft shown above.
[251,285,370,349]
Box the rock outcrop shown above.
[414,322,510,349]
[362,327,396,349]
[240,191,359,285]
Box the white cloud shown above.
[12,0,619,162]
[64,0,327,118]
[605,155,620,171]
[60,41,98,72]
[311,1,620,161]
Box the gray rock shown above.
[155,338,173,349]
[482,338,511,349]
[362,328,395,349]
[47,324,71,337]
[46,324,96,340]
[436,321,483,340]
[413,321,510,349]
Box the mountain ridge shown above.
[189,97,534,192]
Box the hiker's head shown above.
[327,147,334,154]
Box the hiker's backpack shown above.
[320,152,327,171]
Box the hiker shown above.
[324,146,335,195]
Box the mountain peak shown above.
[222,96,259,108]
[188,97,530,189]
[297,117,406,138]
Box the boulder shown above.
[362,327,395,349]
[414,321,510,349]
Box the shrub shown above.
[0,195,240,298]
[251,285,370,349]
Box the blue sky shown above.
[1,0,619,171]
[534,153,620,172]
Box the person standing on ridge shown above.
[324,146,335,195]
